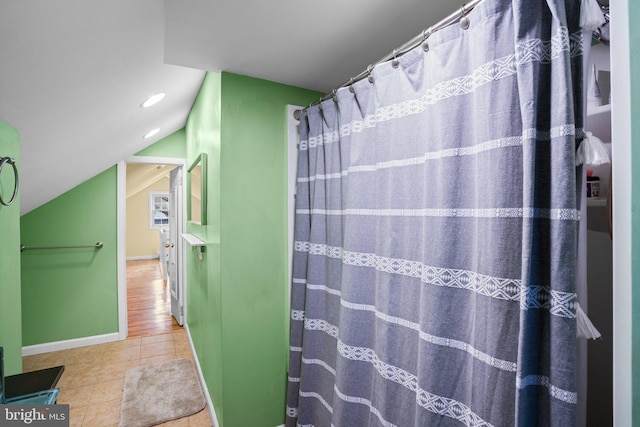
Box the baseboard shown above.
[22,332,121,356]
[126,254,160,261]
[185,324,220,427]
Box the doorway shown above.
[126,258,181,336]
[116,157,187,339]
[584,40,613,427]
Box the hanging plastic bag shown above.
[576,131,610,167]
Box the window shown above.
[149,191,170,229]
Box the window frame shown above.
[149,191,170,230]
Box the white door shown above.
[169,167,184,325]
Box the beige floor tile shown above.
[140,353,177,366]
[50,354,69,366]
[62,362,103,381]
[57,371,96,390]
[82,399,121,426]
[117,337,142,347]
[159,417,190,426]
[141,333,174,345]
[89,378,124,405]
[21,328,208,427]
[188,408,213,427]
[23,353,65,371]
[174,341,191,354]
[176,349,195,361]
[172,330,188,342]
[104,346,141,364]
[82,342,113,355]
[64,348,94,364]
[64,362,109,385]
[71,353,104,368]
[22,359,47,372]
[104,338,141,353]
[141,340,175,359]
[57,384,94,408]
[95,359,140,383]
[69,406,87,427]
[66,352,106,368]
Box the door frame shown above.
[168,166,185,326]
[116,157,187,340]
[610,0,633,424]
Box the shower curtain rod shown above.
[294,0,485,117]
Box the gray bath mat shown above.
[119,358,206,427]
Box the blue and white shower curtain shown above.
[286,0,584,425]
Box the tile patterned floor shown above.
[22,330,213,427]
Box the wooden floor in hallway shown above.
[126,259,182,338]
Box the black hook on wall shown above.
[0,157,19,206]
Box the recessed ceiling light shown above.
[141,93,166,108]
[144,128,160,139]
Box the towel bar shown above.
[20,242,104,252]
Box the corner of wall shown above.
[0,120,22,375]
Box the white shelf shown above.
[587,103,611,117]
[181,233,206,247]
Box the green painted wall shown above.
[630,0,640,423]
[20,167,118,346]
[185,71,320,427]
[0,121,22,375]
[219,72,320,426]
[18,129,184,348]
[135,128,186,158]
[185,71,224,424]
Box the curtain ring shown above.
[391,49,400,69]
[422,27,432,51]
[0,157,19,207]
[460,4,470,30]
[367,64,375,83]
[332,89,338,103]
[348,77,355,93]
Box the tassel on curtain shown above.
[286,0,585,425]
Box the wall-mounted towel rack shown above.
[0,157,19,207]
[20,242,104,252]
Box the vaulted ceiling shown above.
[0,0,470,214]
[126,164,176,200]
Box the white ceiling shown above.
[0,0,461,214]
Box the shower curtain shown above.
[286,0,584,425]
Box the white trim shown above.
[124,155,184,165]
[180,214,188,325]
[126,255,160,261]
[118,156,187,341]
[610,0,633,424]
[287,105,301,298]
[117,161,128,340]
[286,104,302,374]
[22,332,120,356]
[185,324,219,427]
